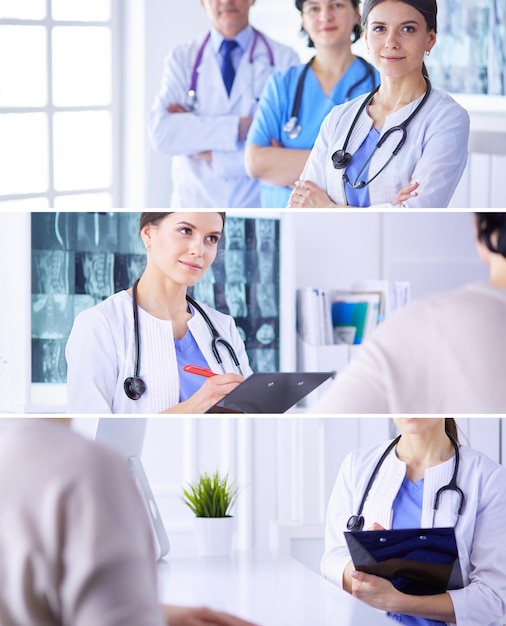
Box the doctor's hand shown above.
[350,570,401,612]
[287,180,341,208]
[171,373,245,415]
[167,103,188,113]
[193,151,213,162]
[238,117,253,141]
[164,604,260,626]
[395,180,419,205]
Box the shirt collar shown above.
[210,24,253,55]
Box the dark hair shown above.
[139,212,226,232]
[445,418,459,445]
[295,0,362,47]
[361,0,437,33]
[475,213,506,259]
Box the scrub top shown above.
[389,476,446,626]
[246,57,379,208]
[174,305,210,402]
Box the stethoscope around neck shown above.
[346,431,465,532]
[123,279,243,401]
[284,56,376,140]
[331,75,432,189]
[185,28,275,112]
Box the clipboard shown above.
[344,527,463,595]
[205,371,335,414]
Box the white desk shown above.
[157,551,395,626]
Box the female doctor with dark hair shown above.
[322,418,506,625]
[245,0,379,208]
[288,0,470,208]
[66,212,251,414]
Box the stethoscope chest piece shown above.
[185,89,198,112]
[124,376,146,401]
[332,148,352,169]
[283,116,301,140]
[346,514,365,532]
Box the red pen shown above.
[183,364,217,378]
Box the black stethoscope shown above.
[347,432,465,532]
[284,56,376,140]
[185,29,275,112]
[331,75,432,189]
[123,279,243,401]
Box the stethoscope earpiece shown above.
[332,149,352,169]
[123,376,147,401]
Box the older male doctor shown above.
[148,0,299,208]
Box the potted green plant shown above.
[182,470,239,557]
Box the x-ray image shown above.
[429,0,503,94]
[118,213,145,254]
[192,280,217,309]
[249,348,278,373]
[256,322,276,346]
[114,254,146,291]
[31,213,74,250]
[32,250,71,294]
[224,218,246,250]
[256,250,276,284]
[255,219,276,249]
[75,252,115,299]
[31,213,281,383]
[225,283,248,318]
[224,249,246,284]
[32,294,74,339]
[76,213,119,252]
[32,339,67,383]
[254,283,278,318]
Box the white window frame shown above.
[0,0,121,207]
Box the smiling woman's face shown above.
[364,0,436,79]
[141,212,224,287]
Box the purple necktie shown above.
[220,39,239,96]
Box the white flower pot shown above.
[194,516,234,557]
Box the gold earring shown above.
[145,244,151,252]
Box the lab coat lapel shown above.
[227,48,272,110]
[197,45,231,111]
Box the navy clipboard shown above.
[344,527,463,595]
[205,371,335,414]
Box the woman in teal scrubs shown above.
[245,0,379,208]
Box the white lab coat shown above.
[301,87,470,208]
[65,291,253,414]
[148,27,299,208]
[321,440,506,626]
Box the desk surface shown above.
[157,551,394,626]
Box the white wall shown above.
[289,211,486,299]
